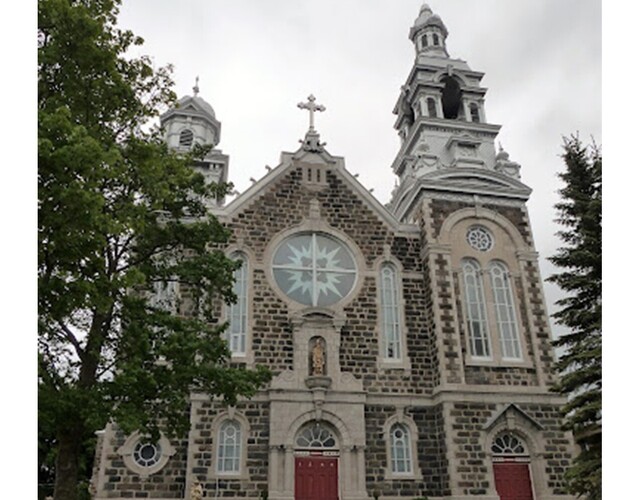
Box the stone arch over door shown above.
[483,404,551,499]
[268,409,367,500]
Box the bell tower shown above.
[160,79,230,207]
[388,4,528,223]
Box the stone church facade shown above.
[91,5,575,500]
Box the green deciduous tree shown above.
[548,135,602,499]
[38,1,271,499]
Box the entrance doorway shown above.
[295,456,338,500]
[294,422,340,500]
[491,433,534,500]
[493,462,533,500]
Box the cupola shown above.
[409,3,449,58]
[159,78,229,208]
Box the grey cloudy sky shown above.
[117,0,601,335]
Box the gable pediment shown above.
[483,403,544,432]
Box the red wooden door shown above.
[493,462,534,500]
[295,456,339,500]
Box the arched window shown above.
[217,420,242,474]
[432,33,440,46]
[469,102,480,123]
[489,261,522,359]
[421,34,428,49]
[390,423,412,474]
[441,76,462,119]
[380,263,401,360]
[491,433,527,456]
[461,258,491,358]
[226,252,248,355]
[179,128,194,148]
[296,423,337,449]
[427,97,437,118]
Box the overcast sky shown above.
[116,0,601,335]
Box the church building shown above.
[91,4,575,500]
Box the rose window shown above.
[272,233,357,307]
[466,226,494,252]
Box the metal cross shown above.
[297,94,325,131]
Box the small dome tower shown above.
[409,3,449,58]
[160,78,229,207]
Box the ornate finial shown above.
[297,94,326,131]
[193,76,200,96]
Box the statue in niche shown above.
[311,337,326,376]
[190,481,203,500]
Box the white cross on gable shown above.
[297,94,326,131]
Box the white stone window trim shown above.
[374,254,411,372]
[211,408,251,480]
[263,221,367,313]
[382,413,423,481]
[223,246,255,365]
[116,431,176,478]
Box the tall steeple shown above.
[160,79,230,207]
[388,4,529,222]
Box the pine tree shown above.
[38,1,270,499]
[548,135,602,499]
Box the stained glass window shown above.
[273,233,357,307]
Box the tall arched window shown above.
[380,263,401,360]
[179,128,194,148]
[421,34,428,49]
[469,102,480,123]
[432,33,440,46]
[390,423,412,474]
[227,252,248,356]
[427,97,437,118]
[217,420,241,474]
[462,258,491,358]
[489,261,522,359]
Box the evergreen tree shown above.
[38,1,270,499]
[548,135,602,499]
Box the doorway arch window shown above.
[295,423,337,449]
